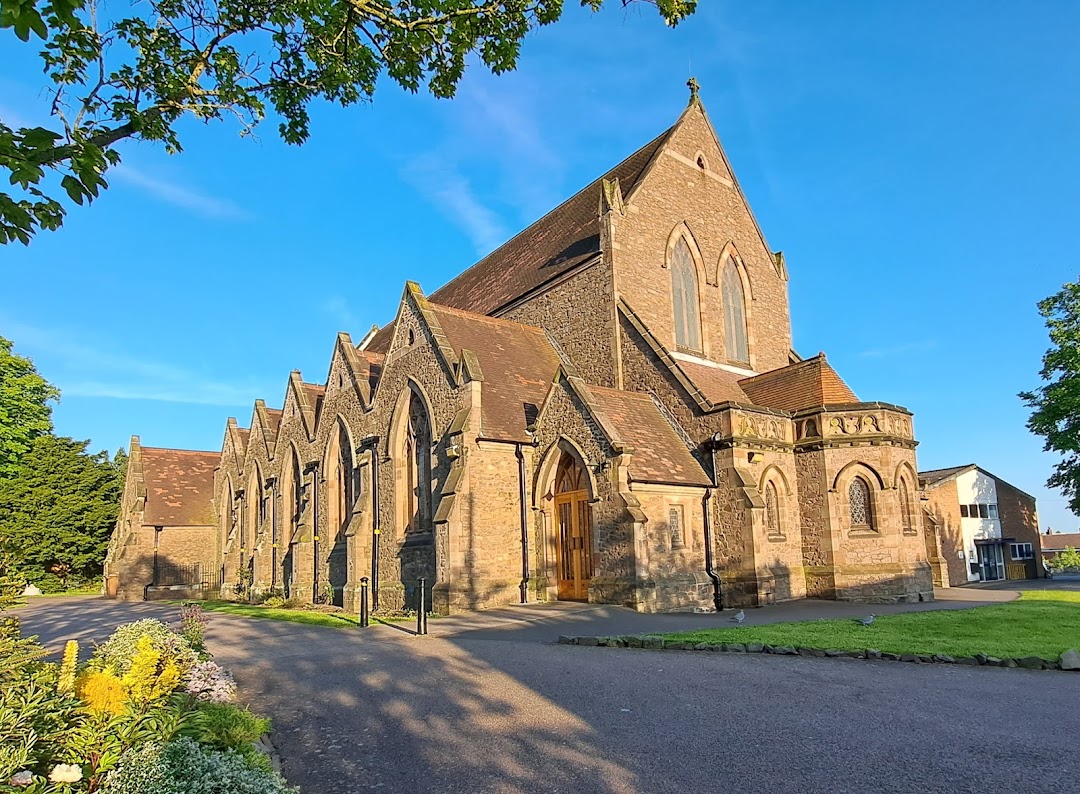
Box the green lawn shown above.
[197,600,360,628]
[658,591,1080,661]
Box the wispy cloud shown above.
[403,155,509,256]
[323,295,359,333]
[858,339,938,359]
[111,165,254,221]
[3,318,267,407]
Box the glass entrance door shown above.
[978,543,1005,581]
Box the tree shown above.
[0,434,124,588]
[1052,546,1080,571]
[1021,279,1080,514]
[0,0,697,244]
[0,336,59,478]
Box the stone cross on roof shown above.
[687,76,700,103]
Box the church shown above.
[105,89,947,613]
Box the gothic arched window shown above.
[337,423,354,540]
[765,481,780,534]
[670,238,702,352]
[290,453,303,543]
[722,259,749,363]
[849,477,872,529]
[406,392,433,534]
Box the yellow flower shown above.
[122,635,182,703]
[76,670,125,715]
[58,640,78,695]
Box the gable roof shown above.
[738,354,857,412]
[919,464,1037,501]
[428,303,561,442]
[586,386,711,487]
[427,126,676,317]
[919,465,975,488]
[140,447,219,527]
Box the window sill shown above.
[767,533,787,543]
[848,527,879,538]
[902,529,918,537]
[402,531,434,547]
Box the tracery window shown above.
[765,481,780,534]
[406,392,433,534]
[722,259,748,363]
[290,454,303,542]
[670,238,702,352]
[849,477,872,529]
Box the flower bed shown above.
[0,603,296,792]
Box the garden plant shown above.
[0,573,294,792]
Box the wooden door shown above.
[554,455,593,601]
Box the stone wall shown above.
[610,102,791,375]
[503,261,616,388]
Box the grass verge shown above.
[196,600,360,628]
[657,591,1080,661]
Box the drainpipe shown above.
[702,488,723,612]
[357,436,381,610]
[308,463,320,602]
[516,443,529,604]
[267,477,278,590]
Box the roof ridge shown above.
[140,447,220,456]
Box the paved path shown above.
[14,589,1080,794]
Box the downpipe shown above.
[516,443,529,604]
[702,487,723,612]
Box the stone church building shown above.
[106,92,945,612]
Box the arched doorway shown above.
[554,453,593,601]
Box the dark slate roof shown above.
[428,303,561,442]
[738,354,857,412]
[918,465,976,488]
[428,126,676,316]
[140,447,219,527]
[587,386,711,487]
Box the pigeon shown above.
[855,614,876,627]
[730,609,746,624]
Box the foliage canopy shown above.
[1020,279,1080,515]
[0,0,697,243]
[0,335,59,477]
[0,434,125,587]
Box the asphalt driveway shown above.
[14,594,1080,794]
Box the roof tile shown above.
[140,447,219,527]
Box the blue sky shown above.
[2,2,1078,531]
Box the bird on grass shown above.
[855,614,876,627]
[730,609,746,624]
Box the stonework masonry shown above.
[108,94,946,614]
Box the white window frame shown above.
[1010,542,1033,561]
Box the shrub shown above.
[188,702,270,751]
[92,619,197,674]
[104,737,296,794]
[263,596,285,608]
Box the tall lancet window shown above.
[406,392,433,534]
[722,259,749,363]
[670,238,702,352]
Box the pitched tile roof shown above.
[587,386,711,487]
[676,360,751,405]
[140,447,219,527]
[738,354,857,412]
[919,465,975,488]
[428,126,676,316]
[428,303,562,442]
[1041,533,1080,552]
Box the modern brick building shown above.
[107,90,942,612]
[920,464,1043,585]
[1040,531,1080,563]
